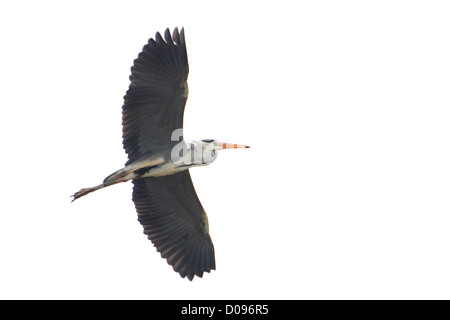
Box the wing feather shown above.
[122,27,188,165]
[132,170,215,280]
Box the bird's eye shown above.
[202,139,215,143]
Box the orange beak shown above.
[221,143,250,149]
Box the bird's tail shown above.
[71,183,106,202]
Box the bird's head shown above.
[194,139,250,165]
[201,139,250,151]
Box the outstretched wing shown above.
[122,27,189,165]
[132,170,215,280]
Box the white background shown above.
[1,0,450,299]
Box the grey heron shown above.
[72,27,249,280]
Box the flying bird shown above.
[72,27,249,280]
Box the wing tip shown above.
[164,28,173,44]
[155,31,164,45]
[152,27,185,46]
[182,265,215,281]
[167,243,216,281]
[149,233,215,281]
